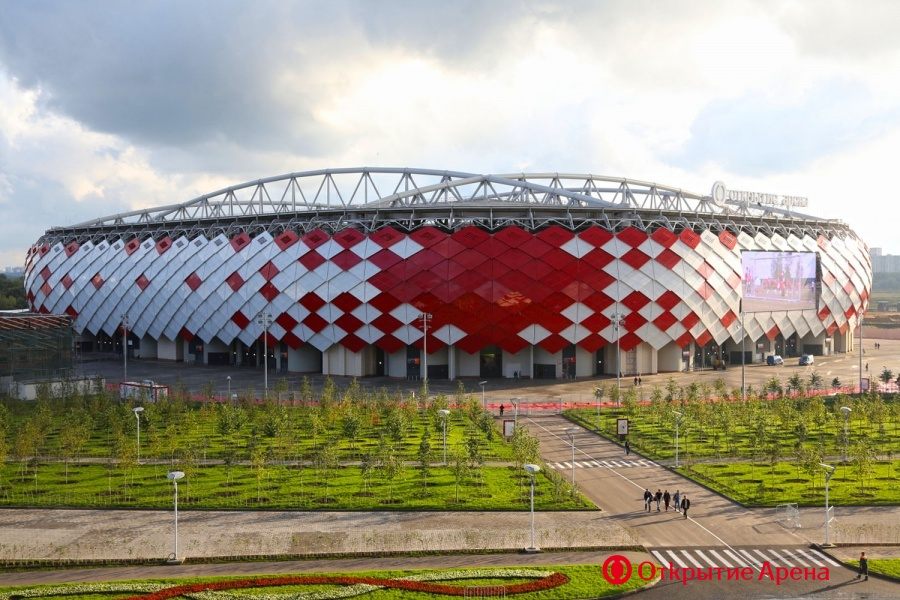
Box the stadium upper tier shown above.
[25,168,870,379]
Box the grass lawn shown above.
[0,565,652,600]
[847,558,900,581]
[679,461,900,506]
[0,462,594,511]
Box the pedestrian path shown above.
[647,546,842,570]
[547,458,657,470]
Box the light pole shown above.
[439,409,450,465]
[133,406,144,464]
[524,463,541,552]
[858,312,864,394]
[565,427,577,486]
[511,398,520,425]
[479,381,487,411]
[255,312,273,399]
[226,376,231,401]
[820,463,836,546]
[121,313,129,381]
[673,411,683,468]
[840,406,852,462]
[166,470,185,563]
[420,313,432,387]
[613,312,624,396]
[740,300,746,402]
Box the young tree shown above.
[314,441,338,502]
[250,444,269,503]
[417,433,432,491]
[880,368,894,384]
[449,445,470,503]
[359,451,374,495]
[807,371,824,391]
[58,419,91,485]
[342,409,362,452]
[831,377,841,390]
[378,442,403,503]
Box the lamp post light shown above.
[858,313,864,394]
[479,381,487,411]
[565,427,577,486]
[166,471,185,563]
[226,376,231,401]
[121,313,129,382]
[420,313,432,387]
[133,407,144,464]
[840,406,852,462]
[511,398,520,425]
[820,463,836,546]
[255,312,273,399]
[524,463,541,552]
[673,411,683,468]
[613,312,625,396]
[438,409,450,465]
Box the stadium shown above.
[24,168,871,379]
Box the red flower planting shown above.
[127,572,569,600]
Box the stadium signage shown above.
[602,555,830,587]
[711,181,808,208]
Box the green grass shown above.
[0,462,593,510]
[678,461,900,506]
[0,564,651,600]
[847,558,900,580]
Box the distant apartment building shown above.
[870,248,900,273]
[1,266,24,277]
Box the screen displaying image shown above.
[741,251,819,313]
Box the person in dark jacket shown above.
[624,440,630,455]
[654,489,663,511]
[663,490,671,511]
[857,552,868,581]
[674,490,681,512]
[643,489,652,512]
[681,495,690,518]
[499,404,504,416]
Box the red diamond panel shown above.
[452,248,489,269]
[679,229,700,249]
[719,230,737,250]
[259,261,280,281]
[682,312,700,329]
[275,312,298,331]
[156,237,172,254]
[40,266,51,281]
[283,331,302,349]
[230,232,250,252]
[65,305,78,318]
[135,274,149,291]
[619,332,641,352]
[581,248,614,270]
[726,272,741,290]
[541,249,575,271]
[818,306,831,320]
[260,282,279,302]
[370,226,404,248]
[543,291,575,313]
[766,326,779,340]
[369,249,402,270]
[333,292,362,312]
[335,313,363,334]
[62,274,75,290]
[332,249,362,270]
[372,313,403,333]
[494,226,532,247]
[497,248,531,270]
[91,273,104,290]
[299,250,326,271]
[40,281,51,296]
[519,236,553,258]
[498,335,529,354]
[622,291,650,312]
[410,226,446,248]
[405,249,443,272]
[333,228,365,249]
[340,333,367,353]
[65,242,79,257]
[581,312,611,333]
[826,321,838,335]
[656,290,680,310]
[303,312,328,333]
[656,248,681,270]
[623,312,647,331]
[452,226,490,248]
[694,330,712,347]
[697,262,714,279]
[299,293,326,312]
[179,327,194,342]
[370,293,402,313]
[697,282,713,300]
[431,236,466,259]
[184,272,202,291]
[456,334,486,354]
[412,334,446,353]
[651,227,677,248]
[226,272,245,292]
[579,226,613,248]
[617,226,647,248]
[411,291,442,314]
[541,269,574,292]
[653,311,678,331]
[302,229,329,250]
[275,230,299,250]
[578,333,607,352]
[125,239,140,255]
[536,226,574,247]
[375,334,405,353]
[721,310,737,328]
[583,291,614,312]
[232,311,250,329]
[538,333,569,353]
[621,248,650,269]
[676,331,693,348]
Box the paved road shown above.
[524,415,899,598]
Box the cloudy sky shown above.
[1,0,899,268]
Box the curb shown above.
[810,544,900,584]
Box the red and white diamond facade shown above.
[25,169,871,378]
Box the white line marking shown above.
[723,549,747,567]
[680,549,705,569]
[560,462,571,469]
[693,549,719,568]
[794,548,825,567]
[753,549,775,565]
[707,549,734,568]
[651,550,670,566]
[769,548,796,567]
[811,550,840,567]
[589,460,603,467]
[738,549,763,568]
[665,550,688,569]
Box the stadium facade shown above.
[24,168,871,379]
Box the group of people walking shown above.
[643,488,690,518]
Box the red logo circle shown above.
[602,554,633,585]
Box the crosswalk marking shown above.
[648,547,841,571]
[549,459,657,470]
[706,549,733,568]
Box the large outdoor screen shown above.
[741,251,819,313]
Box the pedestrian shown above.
[634,376,638,386]
[655,489,662,511]
[499,404,504,416]
[643,489,652,512]
[624,439,630,455]
[866,362,869,372]
[674,490,681,512]
[638,376,642,386]
[663,489,671,511]
[857,551,868,581]
[681,495,690,519]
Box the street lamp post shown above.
[511,398,519,425]
[255,312,273,399]
[820,463,836,546]
[840,406,852,462]
[565,428,577,486]
[439,409,450,465]
[226,376,231,401]
[613,312,624,396]
[524,464,541,552]
[166,471,185,563]
[420,313,432,387]
[479,381,487,411]
[673,411,683,468]
[858,313,864,394]
[121,313,129,382]
[133,407,144,464]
